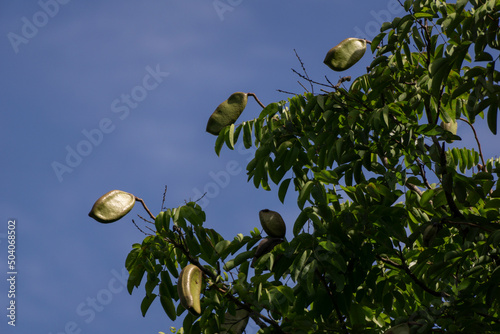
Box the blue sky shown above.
[1,1,498,333]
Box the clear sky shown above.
[1,1,498,333]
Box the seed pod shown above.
[88,190,135,223]
[251,237,283,268]
[259,209,286,238]
[440,120,458,143]
[177,264,203,316]
[323,38,367,71]
[423,224,438,247]
[206,92,248,135]
[220,308,250,334]
[384,323,410,334]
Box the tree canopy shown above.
[89,0,500,332]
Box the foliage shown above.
[107,1,500,333]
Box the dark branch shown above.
[459,117,486,169]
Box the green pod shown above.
[177,264,203,316]
[440,120,458,143]
[206,92,248,135]
[323,38,367,71]
[422,224,438,247]
[88,190,135,223]
[259,209,286,238]
[384,323,410,334]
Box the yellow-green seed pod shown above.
[259,209,286,238]
[88,190,135,223]
[323,38,367,71]
[177,264,203,316]
[440,120,458,143]
[422,224,438,247]
[206,92,248,135]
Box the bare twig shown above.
[137,214,154,224]
[132,219,153,236]
[297,80,309,93]
[277,89,298,95]
[417,158,433,190]
[161,185,168,210]
[294,49,314,94]
[292,68,335,89]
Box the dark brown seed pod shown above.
[259,209,286,238]
[251,237,283,268]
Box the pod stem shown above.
[247,92,266,109]
[135,196,155,220]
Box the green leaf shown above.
[420,189,435,207]
[484,199,500,209]
[293,209,309,236]
[141,293,157,317]
[414,12,435,18]
[298,180,314,209]
[223,251,254,271]
[215,127,227,156]
[215,240,231,256]
[160,295,177,321]
[243,121,253,149]
[278,178,292,203]
[349,303,366,326]
[487,101,498,134]
[225,123,235,150]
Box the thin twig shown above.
[297,80,309,93]
[417,159,433,190]
[161,185,168,210]
[294,49,314,94]
[292,68,334,89]
[277,89,298,95]
[458,117,486,169]
[137,214,154,224]
[135,197,155,220]
[132,219,153,236]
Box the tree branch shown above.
[315,270,348,333]
[376,254,450,298]
[458,117,486,169]
[163,233,282,331]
